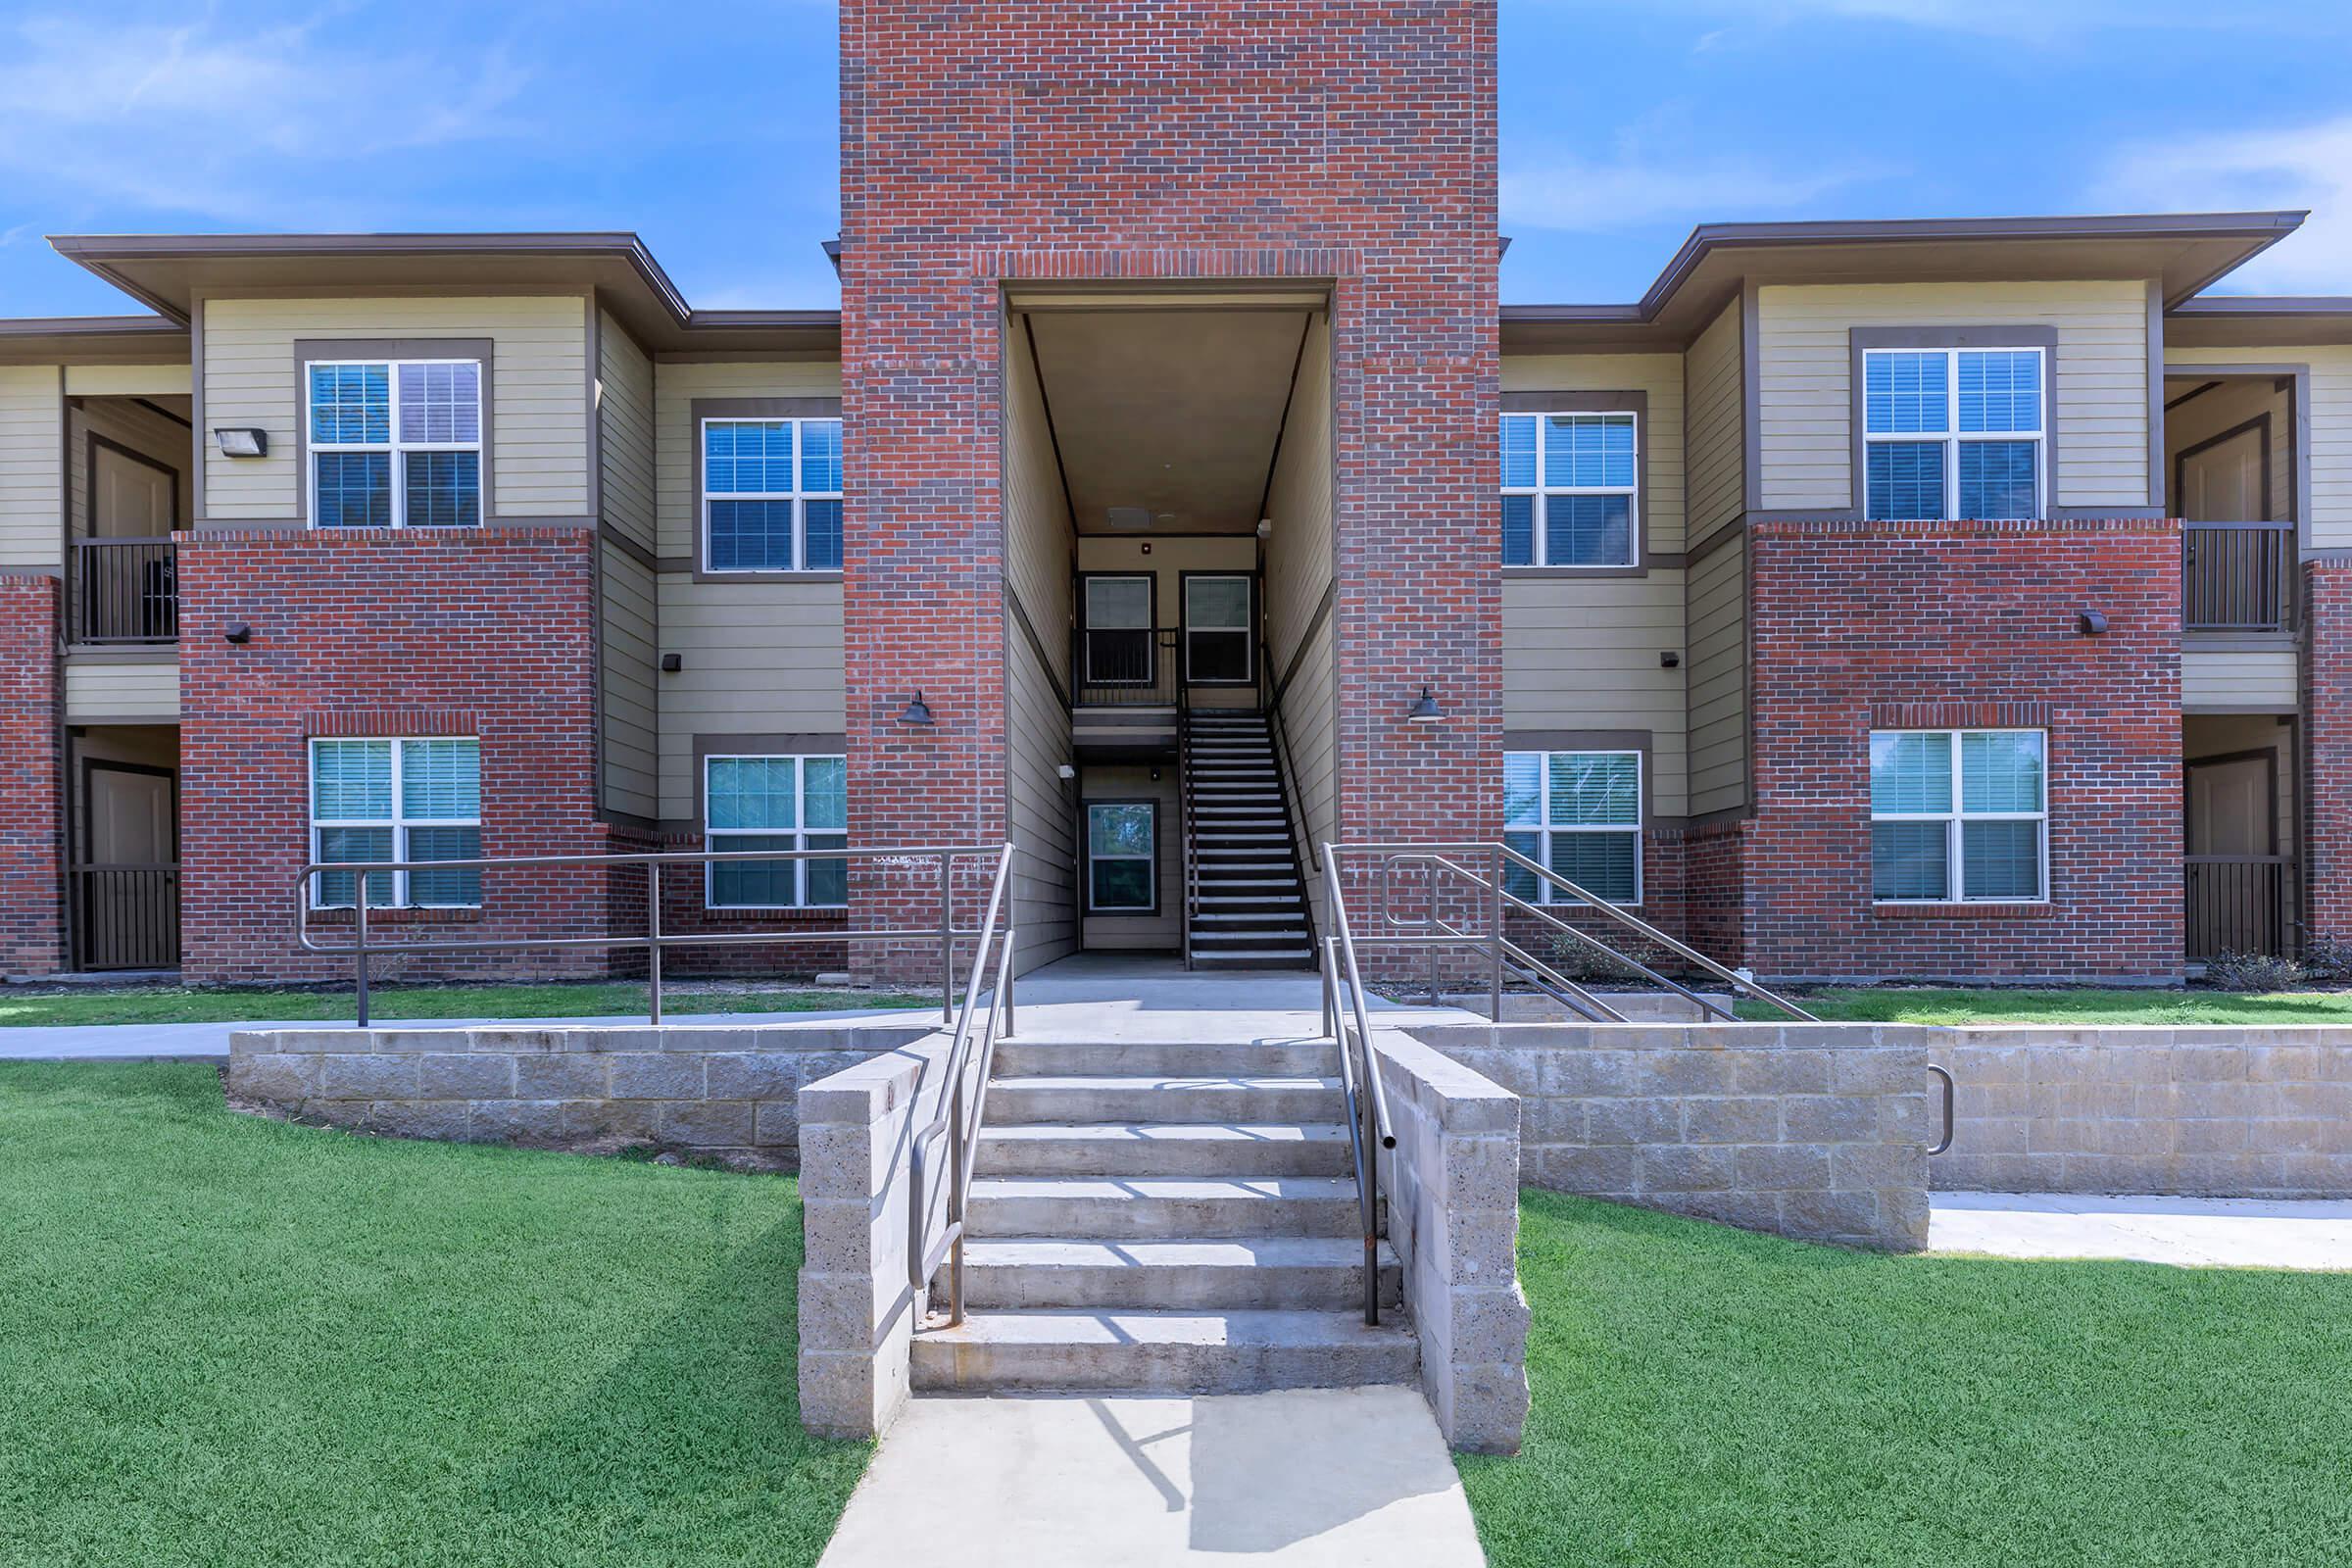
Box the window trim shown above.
[307,736,481,910]
[1179,571,1256,687]
[702,752,850,911]
[291,338,495,529]
[689,397,846,582]
[1848,326,2058,522]
[1868,727,2050,906]
[1084,799,1160,915]
[1078,571,1159,687]
[1499,391,1648,573]
[1503,748,1644,907]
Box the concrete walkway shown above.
[816,1389,1485,1568]
[1932,1191,2352,1270]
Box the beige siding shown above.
[0,366,63,568]
[1501,575,1690,818]
[1756,279,2152,513]
[597,309,657,553]
[2168,344,2352,550]
[600,543,659,820]
[1684,300,1745,536]
[1005,318,1075,689]
[1258,315,1336,925]
[65,659,179,721]
[2181,649,2298,710]
[200,295,590,520]
[68,399,193,545]
[1502,351,1686,552]
[1686,534,1747,816]
[653,358,842,558]
[64,366,190,398]
[1004,313,1079,970]
[1079,764,1181,951]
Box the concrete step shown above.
[994,1038,1336,1077]
[964,1175,1364,1239]
[956,1238,1400,1310]
[1192,952,1317,969]
[986,1074,1345,1125]
[910,1308,1419,1394]
[972,1120,1353,1176]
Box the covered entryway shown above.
[2183,714,2298,961]
[69,725,182,971]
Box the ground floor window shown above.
[1503,750,1642,905]
[1086,802,1157,912]
[704,755,848,908]
[1870,729,2047,903]
[309,737,480,907]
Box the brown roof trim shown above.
[2169,295,2352,318]
[0,313,182,336]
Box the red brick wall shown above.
[837,2,1501,976]
[177,528,612,984]
[0,574,64,977]
[1677,819,1749,970]
[1744,518,2184,983]
[2307,561,2352,944]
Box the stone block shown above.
[1782,1096,1873,1145]
[1832,1143,1922,1193]
[1582,1097,1681,1146]
[1635,1144,1735,1194]
[318,1054,419,1100]
[755,1100,803,1149]
[1735,1049,1830,1095]
[416,1054,514,1100]
[706,1053,803,1101]
[1831,1049,1917,1096]
[469,1100,565,1144]
[1734,1144,1831,1193]
[1683,1096,1780,1146]
[1641,1051,1733,1096]
[225,1053,317,1102]
[515,1053,610,1100]
[1656,1190,1783,1233]
[607,1053,706,1100]
[1529,1143,1636,1196]
[365,1100,470,1142]
[561,1098,659,1143]
[657,1101,756,1149]
[1781,1188,1879,1243]
[1544,1050,1636,1098]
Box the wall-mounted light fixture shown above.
[1055,763,1076,781]
[900,692,936,725]
[1659,650,1682,669]
[222,622,253,645]
[660,653,684,673]
[213,427,268,459]
[1405,685,1444,724]
[2078,610,2109,636]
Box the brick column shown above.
[0,573,64,977]
[2306,561,2352,944]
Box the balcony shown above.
[1072,626,1181,709]
[74,538,178,644]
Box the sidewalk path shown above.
[1932,1191,2352,1270]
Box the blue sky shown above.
[3,1,2350,317]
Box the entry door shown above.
[93,445,174,537]
[2180,427,2263,522]
[2185,755,2278,958]
[1082,576,1154,685]
[80,764,179,970]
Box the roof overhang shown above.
[2165,295,2352,349]
[46,232,840,356]
[0,314,189,367]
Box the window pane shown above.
[1962,820,2042,901]
[1089,804,1153,858]
[315,452,391,528]
[804,757,847,830]
[1186,577,1251,630]
[1957,441,2037,519]
[1500,415,1537,488]
[1961,731,2045,813]
[1864,351,1948,435]
[803,499,843,570]
[1188,629,1250,682]
[396,362,480,444]
[806,833,849,907]
[406,825,482,906]
[316,825,394,907]
[705,420,794,495]
[709,500,796,570]
[1544,413,1635,488]
[311,364,390,445]
[402,451,480,527]
[1502,753,1542,827]
[1957,350,2040,434]
[1548,753,1639,827]
[800,418,843,492]
[1872,820,1950,900]
[1091,858,1153,910]
[401,739,480,819]
[1866,442,1945,520]
[1500,494,1535,566]
[708,758,797,830]
[710,833,799,906]
[313,739,393,819]
[1502,830,1543,901]
[1870,732,1953,814]
[1550,831,1638,904]
[1544,494,1632,565]
[1086,577,1152,628]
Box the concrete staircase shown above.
[908,1033,1417,1395]
[1184,710,1316,970]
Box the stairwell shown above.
[907,1030,1417,1395]
[1184,710,1316,970]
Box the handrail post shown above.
[354,891,370,1028]
[939,852,954,1025]
[647,861,663,1026]
[948,1062,967,1326]
[1491,844,1505,1022]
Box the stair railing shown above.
[906,843,1018,1329]
[1257,636,1322,956]
[1318,874,1396,1328]
[1178,683,1199,970]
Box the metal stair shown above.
[1183,710,1316,970]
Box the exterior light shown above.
[900,692,936,726]
[2079,610,2109,636]
[213,427,268,458]
[1659,650,1682,669]
[222,623,253,644]
[660,653,684,673]
[1405,685,1443,724]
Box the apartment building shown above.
[1,1,2345,989]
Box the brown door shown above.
[2185,755,2278,957]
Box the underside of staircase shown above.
[1184,710,1316,971]
[908,1033,1417,1396]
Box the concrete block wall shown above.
[1934,1027,2352,1197]
[1412,1021,1936,1250]
[1370,1031,1530,1455]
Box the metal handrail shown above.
[1319,931,1393,1327]
[291,841,1006,1026]
[1178,681,1199,970]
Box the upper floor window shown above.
[704,754,848,908]
[309,737,481,908]
[703,417,844,573]
[1501,411,1638,567]
[1870,729,2046,904]
[1503,749,1642,905]
[308,361,482,528]
[1863,348,2044,521]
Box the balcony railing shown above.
[74,538,177,643]
[2183,522,2294,633]
[73,863,180,970]
[1071,626,1180,708]
[2184,855,2291,960]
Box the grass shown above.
[1460,1193,2352,1568]
[0,981,935,1029]
[0,1063,869,1567]
[1742,985,2352,1025]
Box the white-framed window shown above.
[1502,751,1642,905]
[1500,411,1638,566]
[1862,347,2044,521]
[1085,802,1156,912]
[309,738,481,908]
[704,755,847,908]
[307,360,482,528]
[1870,729,2048,903]
[702,417,844,572]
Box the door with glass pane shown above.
[1182,574,1253,685]
[1082,575,1155,686]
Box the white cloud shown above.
[1502,151,1885,232]
[2101,116,2352,293]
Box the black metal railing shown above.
[73,863,180,969]
[2185,855,2292,959]
[2184,523,2295,632]
[74,538,177,643]
[1072,627,1179,708]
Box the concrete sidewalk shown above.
[1931,1191,2352,1270]
[816,1389,1485,1568]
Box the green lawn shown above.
[0,1063,868,1568]
[1462,1193,2352,1568]
[1743,985,2352,1025]
[0,981,934,1029]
